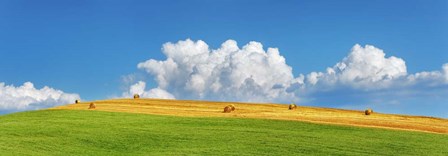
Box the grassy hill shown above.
[0,99,447,155]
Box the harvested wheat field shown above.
[51,98,448,134]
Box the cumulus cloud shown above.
[126,38,448,115]
[303,44,408,90]
[406,63,448,87]
[0,82,80,113]
[298,45,448,111]
[305,45,448,92]
[134,39,300,102]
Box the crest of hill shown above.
[51,98,448,134]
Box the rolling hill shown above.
[53,98,448,134]
[0,98,447,155]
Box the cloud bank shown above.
[0,82,80,113]
[125,39,448,116]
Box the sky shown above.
[0,0,447,117]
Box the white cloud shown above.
[304,44,408,90]
[406,63,448,86]
[136,39,298,102]
[298,45,448,112]
[0,82,80,112]
[122,81,175,99]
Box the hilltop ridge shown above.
[51,98,448,134]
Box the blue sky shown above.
[1,0,447,117]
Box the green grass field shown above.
[0,110,447,155]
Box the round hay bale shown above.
[229,104,236,111]
[223,106,233,113]
[89,103,96,109]
[75,100,80,104]
[133,94,140,99]
[289,104,297,110]
[365,108,373,115]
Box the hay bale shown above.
[229,104,236,111]
[89,103,96,109]
[75,100,80,104]
[223,106,233,113]
[365,108,373,115]
[133,94,140,99]
[289,104,297,110]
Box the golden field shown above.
[51,98,448,134]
